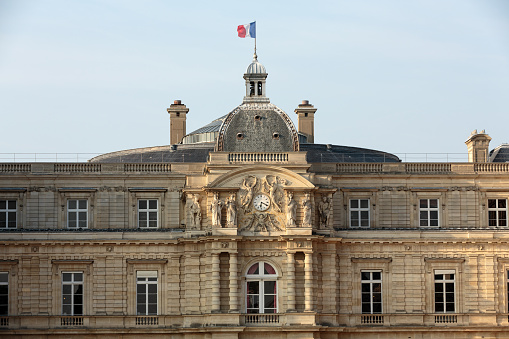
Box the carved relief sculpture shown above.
[302,192,312,227]
[209,192,224,227]
[286,191,297,227]
[239,175,258,211]
[226,193,237,227]
[263,175,286,212]
[186,194,202,229]
[241,213,283,232]
[318,194,332,228]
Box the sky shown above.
[0,0,508,162]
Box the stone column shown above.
[211,253,220,313]
[286,252,296,312]
[229,252,239,312]
[304,252,313,312]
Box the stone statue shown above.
[302,193,312,227]
[239,175,257,211]
[209,192,223,227]
[318,194,331,228]
[226,193,237,227]
[286,192,297,227]
[186,194,202,229]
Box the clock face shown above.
[253,194,270,211]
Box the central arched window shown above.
[246,261,278,314]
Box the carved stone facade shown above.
[1,56,509,339]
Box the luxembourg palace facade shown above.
[1,54,509,338]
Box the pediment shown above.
[207,166,314,190]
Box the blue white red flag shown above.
[237,22,256,38]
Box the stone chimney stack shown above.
[465,129,492,162]
[294,100,317,144]
[167,100,189,145]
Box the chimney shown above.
[465,129,492,162]
[167,100,189,145]
[294,100,317,144]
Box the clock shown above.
[253,194,270,211]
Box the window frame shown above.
[488,198,507,227]
[361,270,382,314]
[0,199,17,229]
[0,272,8,316]
[127,259,166,316]
[349,198,370,228]
[419,198,440,227]
[424,258,463,314]
[66,199,88,229]
[433,269,456,313]
[245,261,279,314]
[61,271,84,316]
[137,199,159,229]
[58,189,96,229]
[136,270,159,315]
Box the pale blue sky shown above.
[0,0,508,160]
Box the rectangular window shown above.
[488,199,507,227]
[62,272,83,315]
[350,199,370,228]
[0,200,17,229]
[138,199,158,228]
[0,273,8,316]
[67,200,88,228]
[137,271,158,315]
[361,271,382,314]
[434,270,455,313]
[419,199,439,227]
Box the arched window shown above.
[246,261,278,314]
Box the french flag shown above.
[237,22,256,38]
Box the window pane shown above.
[372,292,382,303]
[78,200,87,209]
[148,284,157,293]
[360,199,369,208]
[264,281,276,293]
[0,201,5,209]
[149,200,157,209]
[361,272,370,280]
[0,274,7,283]
[361,284,370,293]
[7,201,15,209]
[420,199,428,208]
[430,211,438,219]
[137,305,145,315]
[361,293,370,302]
[62,305,72,315]
[137,284,145,293]
[434,282,443,292]
[350,200,358,208]
[372,303,382,313]
[430,219,439,226]
[247,281,259,294]
[445,283,454,292]
[264,295,275,308]
[0,305,7,316]
[264,263,276,275]
[247,263,259,275]
[148,294,157,304]
[362,303,371,313]
[63,273,72,281]
[445,303,454,312]
[75,273,83,281]
[247,295,259,309]
[68,200,77,209]
[74,294,82,304]
[435,303,444,312]
[488,199,497,208]
[139,200,147,209]
[372,272,381,280]
[429,199,438,208]
[148,304,157,315]
[499,199,507,208]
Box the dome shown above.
[246,54,266,74]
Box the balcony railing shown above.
[361,314,384,324]
[60,316,84,326]
[242,313,281,324]
[135,316,159,325]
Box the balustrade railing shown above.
[405,163,452,173]
[135,316,159,325]
[336,163,384,173]
[229,153,288,163]
[360,314,384,324]
[60,316,84,326]
[435,314,457,324]
[243,313,280,324]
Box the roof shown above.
[490,144,509,162]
